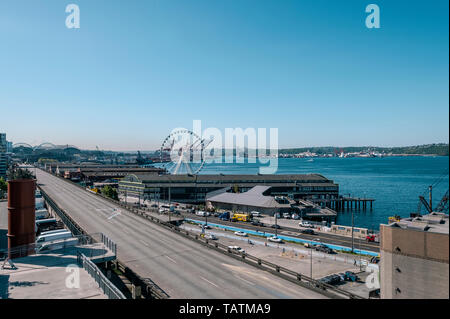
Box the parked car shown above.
[212,212,221,217]
[234,231,248,237]
[291,213,300,220]
[204,233,217,240]
[218,212,230,221]
[344,271,358,282]
[328,274,341,285]
[315,244,334,254]
[199,224,211,229]
[318,274,341,286]
[196,211,207,217]
[250,211,262,217]
[251,220,264,227]
[283,213,291,219]
[301,229,316,235]
[268,236,283,243]
[228,245,245,254]
[299,220,313,228]
[271,224,281,229]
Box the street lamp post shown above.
[275,213,278,237]
[359,234,362,271]
[351,209,354,253]
[168,186,171,223]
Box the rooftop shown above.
[123,173,336,187]
[389,212,449,234]
[207,185,293,208]
[0,244,113,299]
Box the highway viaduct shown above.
[36,168,329,299]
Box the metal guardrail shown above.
[101,233,117,256]
[0,234,94,260]
[37,171,167,299]
[39,186,89,238]
[77,252,126,299]
[120,205,365,299]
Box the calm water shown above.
[198,156,449,230]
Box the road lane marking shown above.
[199,276,219,288]
[166,256,177,264]
[139,239,149,247]
[108,211,121,220]
[235,275,255,286]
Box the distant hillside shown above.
[279,143,449,156]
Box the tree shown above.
[0,177,7,196]
[7,167,35,180]
[101,185,118,201]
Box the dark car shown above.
[344,271,358,282]
[301,229,316,235]
[213,212,221,217]
[251,221,264,227]
[329,274,341,285]
[315,244,334,254]
[271,224,281,229]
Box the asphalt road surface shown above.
[36,169,327,299]
[181,214,380,253]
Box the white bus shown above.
[39,228,69,236]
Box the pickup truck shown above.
[315,244,334,254]
[218,212,230,221]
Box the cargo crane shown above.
[435,190,449,214]
[418,188,449,214]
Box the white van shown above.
[39,228,68,236]
[36,238,78,253]
[36,231,72,246]
[196,211,207,217]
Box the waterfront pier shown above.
[311,197,374,212]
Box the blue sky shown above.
[0,0,448,151]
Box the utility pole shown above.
[359,235,362,271]
[168,186,171,223]
[351,209,354,253]
[275,213,278,237]
[429,185,433,212]
[310,248,313,278]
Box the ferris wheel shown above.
[160,129,213,175]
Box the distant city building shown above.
[0,133,8,179]
[380,212,449,299]
[6,141,13,153]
